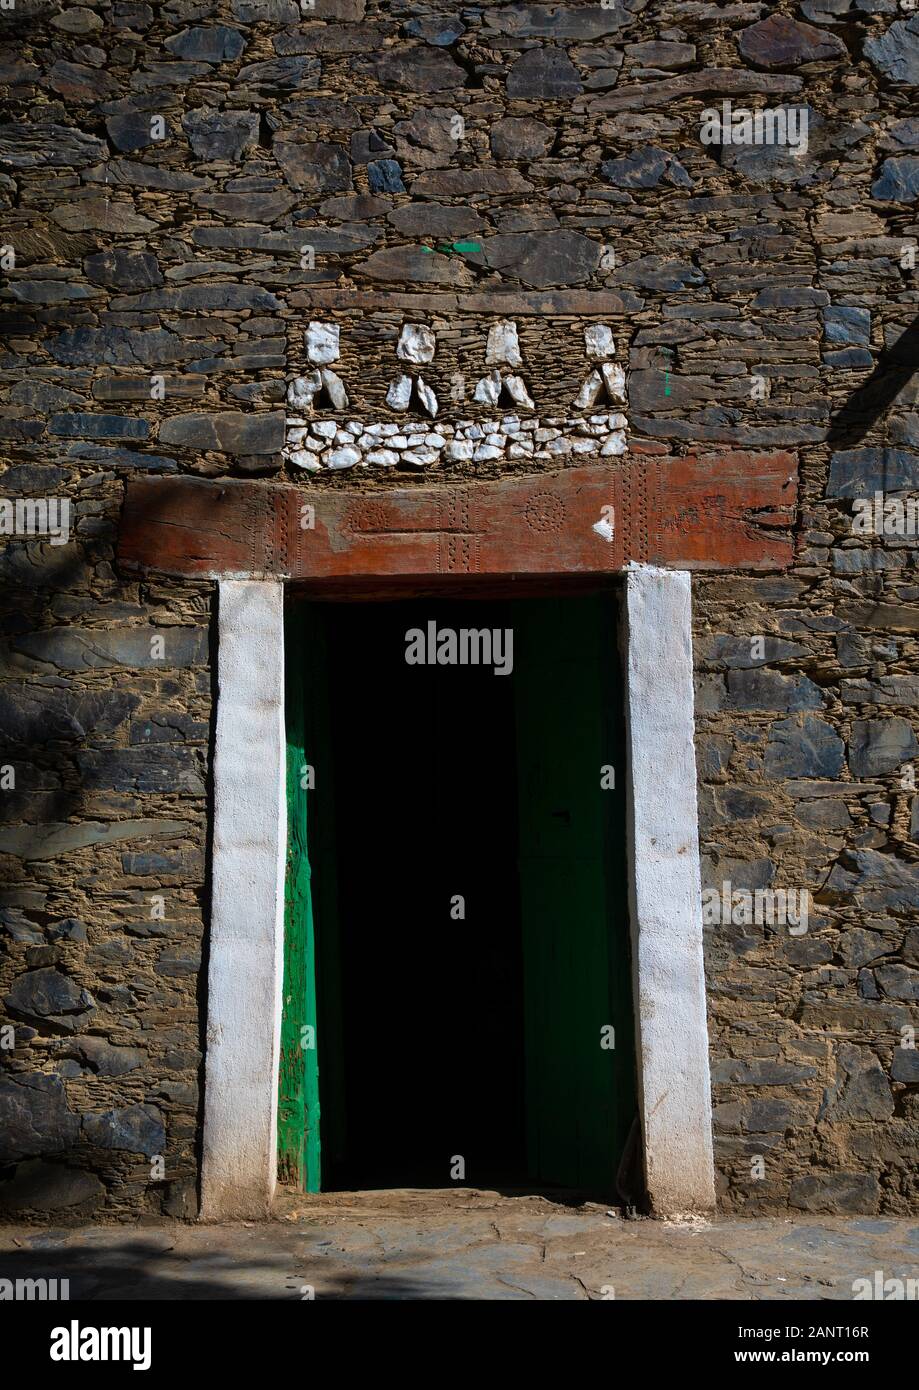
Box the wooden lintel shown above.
[117,454,798,584]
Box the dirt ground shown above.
[2,1189,918,1300]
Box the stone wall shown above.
[0,0,917,1218]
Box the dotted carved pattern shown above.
[342,500,392,535]
[523,490,566,534]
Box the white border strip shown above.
[200,580,286,1220]
[622,564,716,1214]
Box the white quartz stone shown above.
[504,375,535,409]
[474,371,502,406]
[306,321,339,365]
[485,319,522,368]
[286,372,322,411]
[313,420,337,439]
[601,431,627,456]
[386,374,412,410]
[416,376,438,417]
[326,446,361,469]
[320,367,349,410]
[446,440,475,460]
[403,447,439,466]
[601,362,627,402]
[574,370,604,409]
[425,433,447,447]
[289,449,322,471]
[396,322,436,364]
[585,323,615,361]
[365,448,400,467]
[474,443,504,461]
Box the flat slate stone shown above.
[164,24,247,62]
[485,3,631,39]
[872,155,919,201]
[738,14,847,67]
[372,47,466,92]
[182,107,259,160]
[764,714,846,778]
[82,1104,164,1157]
[158,410,285,454]
[5,968,95,1020]
[274,136,352,193]
[506,46,584,98]
[865,16,919,85]
[601,144,692,188]
[0,1074,81,1163]
[84,248,163,290]
[482,230,601,287]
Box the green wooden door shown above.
[513,594,636,1192]
[277,605,322,1191]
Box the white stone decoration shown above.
[601,362,626,402]
[386,374,413,411]
[287,372,321,411]
[305,320,339,365]
[320,367,348,409]
[504,375,534,409]
[415,376,438,417]
[284,412,628,471]
[485,319,522,368]
[474,370,501,406]
[585,323,615,361]
[397,323,436,364]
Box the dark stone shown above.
[705,635,809,667]
[872,156,919,202]
[367,159,405,194]
[726,669,824,712]
[84,248,163,290]
[0,1160,104,1214]
[236,56,320,88]
[754,286,830,308]
[824,305,870,346]
[49,414,149,440]
[350,128,395,164]
[601,145,692,189]
[105,110,164,152]
[67,1037,145,1075]
[711,1058,817,1084]
[865,16,919,86]
[387,203,486,238]
[849,718,918,776]
[182,107,259,160]
[373,47,466,93]
[274,136,352,194]
[506,47,584,99]
[0,1074,81,1163]
[485,3,630,40]
[13,627,207,671]
[880,118,919,152]
[0,686,138,745]
[892,1047,919,1083]
[164,24,246,62]
[194,190,296,221]
[825,849,919,912]
[231,0,298,19]
[49,328,194,366]
[76,746,204,795]
[82,1103,164,1157]
[0,122,107,168]
[490,116,554,161]
[738,15,847,68]
[483,230,601,288]
[765,715,846,778]
[124,284,282,311]
[155,945,202,978]
[358,245,475,286]
[789,1172,880,1214]
[404,15,465,45]
[5,969,95,1021]
[617,256,705,291]
[624,40,695,69]
[49,61,119,102]
[875,964,919,1001]
[821,1045,895,1122]
[48,919,88,943]
[158,410,285,454]
[827,447,919,498]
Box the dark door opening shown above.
[279,592,638,1198]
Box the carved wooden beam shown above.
[118,453,797,583]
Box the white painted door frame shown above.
[199,568,716,1220]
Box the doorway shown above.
[278,592,638,1198]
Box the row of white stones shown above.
[285,411,629,471]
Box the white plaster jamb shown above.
[622,565,716,1215]
[200,580,286,1220]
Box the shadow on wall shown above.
[0,479,212,1224]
